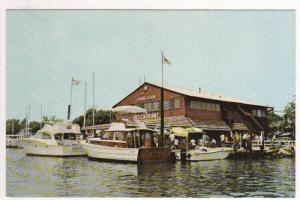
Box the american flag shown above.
[72,78,80,86]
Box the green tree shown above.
[6,119,21,135]
[42,115,64,123]
[29,121,42,133]
[267,110,284,131]
[72,108,113,127]
[283,100,295,132]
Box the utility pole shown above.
[160,51,164,147]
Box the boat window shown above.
[63,133,76,140]
[41,132,52,139]
[69,133,76,140]
[54,133,62,140]
[144,132,152,139]
[114,132,125,141]
[63,133,69,140]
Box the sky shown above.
[6,10,295,121]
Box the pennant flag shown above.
[72,79,80,86]
[163,55,171,65]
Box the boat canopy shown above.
[112,105,147,114]
[105,122,135,132]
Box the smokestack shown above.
[199,88,201,93]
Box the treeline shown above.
[6,100,295,135]
[6,109,114,135]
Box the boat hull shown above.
[82,141,139,162]
[175,148,230,161]
[21,140,86,157]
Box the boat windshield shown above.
[54,133,63,140]
[63,133,77,140]
[34,132,52,140]
[113,132,126,141]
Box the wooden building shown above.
[113,82,273,137]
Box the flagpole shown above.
[68,77,73,120]
[92,72,95,127]
[160,51,165,147]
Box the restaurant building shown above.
[113,82,273,138]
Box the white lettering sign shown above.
[134,112,159,120]
[136,95,156,102]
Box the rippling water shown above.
[6,148,295,197]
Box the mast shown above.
[40,104,43,129]
[92,72,95,127]
[83,82,87,129]
[68,77,73,120]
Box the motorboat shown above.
[171,127,230,161]
[81,122,174,163]
[174,147,231,161]
[6,128,32,148]
[6,135,21,148]
[20,123,86,157]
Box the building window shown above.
[190,100,220,112]
[174,99,180,109]
[164,100,171,110]
[216,104,220,112]
[252,109,266,118]
[153,102,160,111]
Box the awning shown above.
[185,127,203,133]
[231,122,248,131]
[142,116,193,127]
[171,127,188,137]
[190,119,231,131]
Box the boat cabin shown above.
[88,123,158,148]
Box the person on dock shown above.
[235,132,240,149]
[202,132,209,147]
[169,132,175,148]
[190,138,196,149]
[242,132,248,149]
[220,133,225,147]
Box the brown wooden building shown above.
[113,82,273,137]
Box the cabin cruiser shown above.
[171,127,231,161]
[81,122,174,163]
[20,123,86,157]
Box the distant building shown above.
[113,82,273,137]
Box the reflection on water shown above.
[6,149,295,197]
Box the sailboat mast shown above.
[92,72,95,126]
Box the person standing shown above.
[169,132,175,148]
[220,133,225,146]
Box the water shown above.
[6,148,295,197]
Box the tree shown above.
[283,100,295,132]
[267,110,284,131]
[6,119,21,135]
[42,115,64,123]
[72,108,113,127]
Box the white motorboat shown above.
[6,135,20,148]
[81,122,173,163]
[175,147,231,161]
[20,123,86,157]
